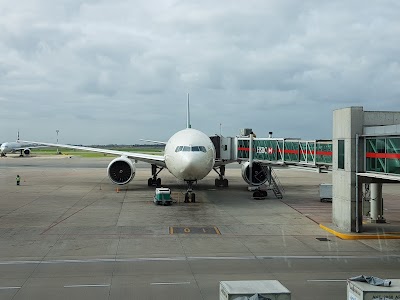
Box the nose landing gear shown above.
[184,180,196,203]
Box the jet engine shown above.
[241,161,269,186]
[107,156,136,185]
[23,148,31,155]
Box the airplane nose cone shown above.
[179,154,207,180]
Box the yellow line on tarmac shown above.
[319,224,400,240]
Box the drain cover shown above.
[316,237,331,241]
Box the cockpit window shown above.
[175,146,207,153]
[175,146,183,152]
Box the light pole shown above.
[56,130,59,154]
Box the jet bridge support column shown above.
[370,183,385,223]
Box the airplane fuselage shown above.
[164,128,215,181]
[0,142,23,155]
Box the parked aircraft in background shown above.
[1,132,46,157]
[19,97,268,202]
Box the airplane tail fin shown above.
[187,93,191,129]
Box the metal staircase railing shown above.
[261,165,284,199]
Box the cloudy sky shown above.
[1,0,399,145]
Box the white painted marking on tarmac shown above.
[64,284,110,288]
[0,255,399,265]
[151,282,190,285]
[189,256,256,260]
[307,279,346,282]
[0,287,21,290]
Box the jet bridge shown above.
[236,137,332,170]
[210,135,332,169]
[210,135,332,199]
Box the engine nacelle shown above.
[107,156,136,185]
[23,148,31,155]
[241,161,269,186]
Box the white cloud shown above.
[0,0,399,144]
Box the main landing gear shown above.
[184,180,196,203]
[214,165,228,187]
[148,164,163,188]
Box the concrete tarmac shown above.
[0,156,400,299]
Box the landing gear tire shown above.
[156,178,161,188]
[215,178,220,187]
[215,178,229,187]
[184,192,196,203]
[148,178,152,186]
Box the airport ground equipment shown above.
[347,278,400,300]
[319,183,332,202]
[220,280,291,300]
[153,188,172,205]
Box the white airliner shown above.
[19,99,268,202]
[1,132,46,157]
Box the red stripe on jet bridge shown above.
[239,148,332,156]
[316,151,332,156]
[238,147,256,152]
[366,152,400,159]
[283,149,298,154]
[277,149,300,155]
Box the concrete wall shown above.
[332,107,400,232]
[332,107,364,232]
[364,111,400,126]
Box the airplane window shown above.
[199,146,206,152]
[183,146,190,151]
[175,146,180,152]
[192,146,200,151]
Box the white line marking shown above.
[64,284,110,288]
[0,255,398,265]
[0,287,21,290]
[151,282,190,285]
[307,280,346,282]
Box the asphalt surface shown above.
[0,155,400,300]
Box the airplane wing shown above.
[139,139,167,145]
[18,140,166,167]
[13,145,49,151]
